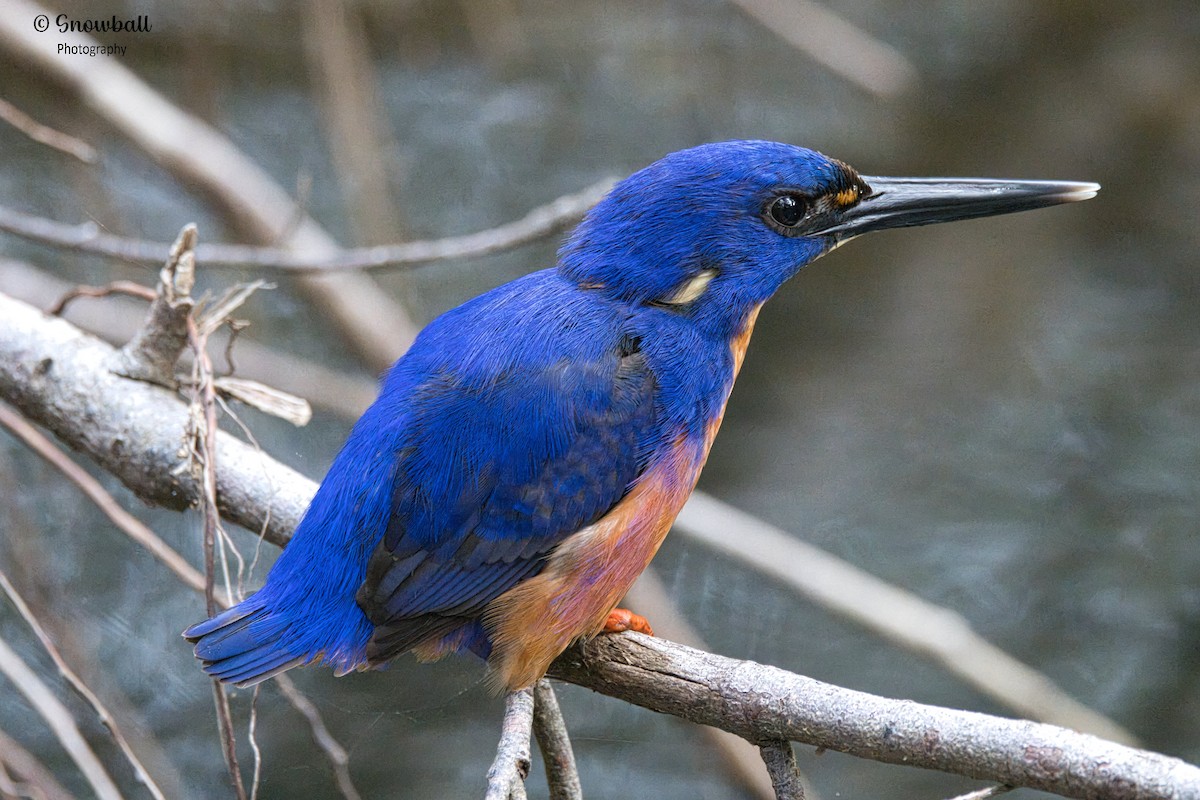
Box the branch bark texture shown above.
[547,635,1199,800]
[532,680,583,800]
[0,291,308,545]
[485,689,534,800]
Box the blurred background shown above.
[0,0,1196,798]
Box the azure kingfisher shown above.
[185,141,1098,691]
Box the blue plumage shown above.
[185,141,1097,689]
[187,269,675,679]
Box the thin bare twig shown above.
[759,742,804,800]
[273,676,363,800]
[485,689,535,800]
[0,726,78,800]
[0,573,166,800]
[190,270,351,799]
[191,360,248,800]
[0,638,122,800]
[0,180,611,273]
[206,683,245,800]
[46,281,155,316]
[531,681,582,800]
[187,295,248,800]
[0,96,97,164]
[247,688,262,800]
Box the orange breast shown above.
[482,304,764,690]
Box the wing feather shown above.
[356,324,657,662]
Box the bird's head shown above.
[559,140,1097,337]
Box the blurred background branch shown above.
[0,181,612,272]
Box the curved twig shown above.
[273,675,364,800]
[0,96,97,163]
[0,180,612,273]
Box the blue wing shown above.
[356,275,659,662]
[185,271,662,683]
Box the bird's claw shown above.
[603,607,654,636]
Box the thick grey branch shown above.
[675,493,1137,744]
[547,635,1200,800]
[0,291,308,546]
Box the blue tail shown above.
[184,362,413,686]
[183,596,309,686]
[183,551,377,685]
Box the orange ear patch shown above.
[832,186,861,208]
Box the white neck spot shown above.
[662,268,717,305]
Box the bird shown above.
[185,140,1098,692]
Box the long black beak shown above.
[816,177,1100,241]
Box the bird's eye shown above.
[768,194,807,228]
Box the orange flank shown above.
[729,303,761,375]
[481,304,763,691]
[482,449,695,690]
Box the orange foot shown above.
[603,607,654,636]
